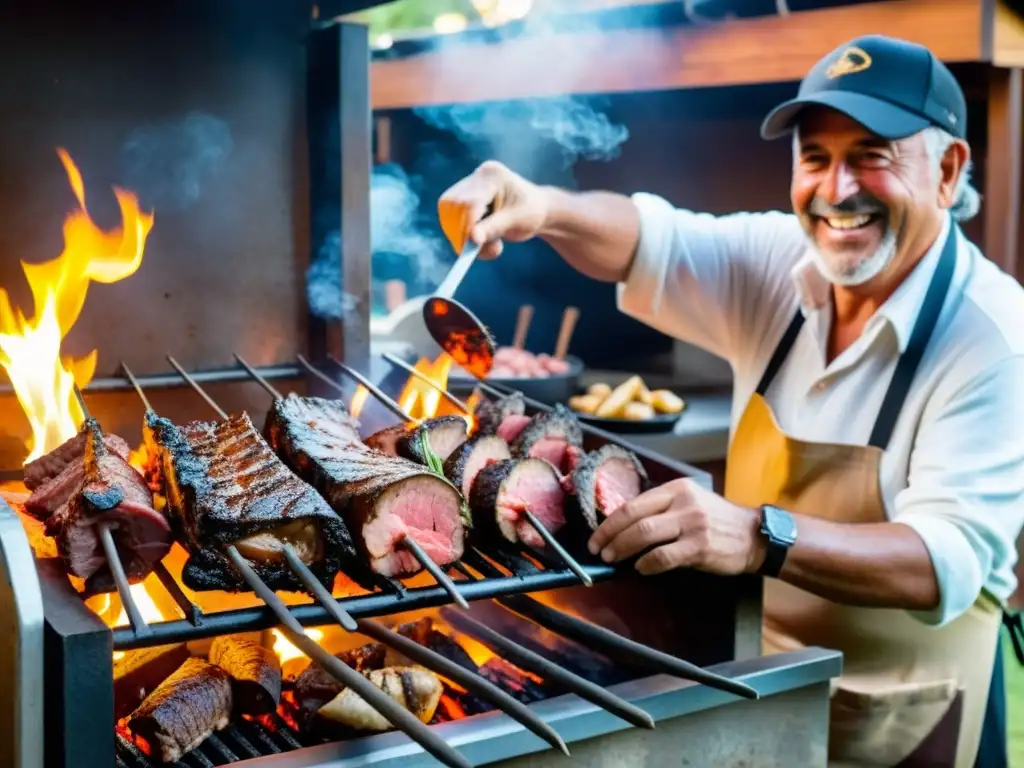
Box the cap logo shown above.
[826,47,872,78]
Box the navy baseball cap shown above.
[761,35,967,141]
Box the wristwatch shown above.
[758,504,798,578]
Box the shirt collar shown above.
[790,214,954,353]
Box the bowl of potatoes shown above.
[567,375,686,434]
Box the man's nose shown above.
[820,162,859,204]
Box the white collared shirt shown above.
[618,192,1024,627]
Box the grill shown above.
[0,2,842,767]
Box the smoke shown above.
[306,164,450,320]
[119,112,233,211]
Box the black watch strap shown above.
[758,505,796,578]
[760,540,789,578]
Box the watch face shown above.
[763,505,797,544]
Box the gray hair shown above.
[792,125,981,222]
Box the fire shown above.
[350,385,369,418]
[397,353,476,428]
[0,148,153,463]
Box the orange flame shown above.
[0,149,153,463]
[397,354,473,429]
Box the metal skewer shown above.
[233,354,284,400]
[439,607,654,730]
[235,353,468,609]
[324,355,417,423]
[71,385,152,639]
[224,546,471,768]
[375,354,592,587]
[119,362,154,412]
[166,355,229,419]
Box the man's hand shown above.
[437,160,550,260]
[586,478,767,576]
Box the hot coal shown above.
[443,434,512,502]
[264,395,466,578]
[209,635,282,716]
[570,444,650,530]
[114,643,190,721]
[42,418,171,583]
[23,421,131,492]
[478,657,547,704]
[390,617,480,675]
[470,457,567,548]
[510,404,584,474]
[126,656,233,764]
[145,410,355,592]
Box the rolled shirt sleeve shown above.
[896,354,1024,626]
[617,192,809,368]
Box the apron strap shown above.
[755,310,806,396]
[1005,610,1024,667]
[754,222,960,449]
[868,225,958,449]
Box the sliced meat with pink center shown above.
[496,414,531,443]
[510,405,584,475]
[443,435,512,499]
[570,445,650,531]
[470,458,567,549]
[473,392,525,437]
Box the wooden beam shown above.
[983,66,1023,278]
[371,0,989,109]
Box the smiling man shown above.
[437,35,1024,766]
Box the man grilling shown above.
[437,35,1024,767]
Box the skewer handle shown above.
[281,544,359,632]
[512,305,534,350]
[234,353,283,400]
[224,545,471,768]
[553,306,579,361]
[439,607,654,730]
[98,522,151,639]
[521,510,592,587]
[357,619,570,756]
[401,535,469,609]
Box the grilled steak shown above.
[42,419,171,582]
[208,636,282,715]
[127,657,233,764]
[265,395,466,578]
[317,667,443,731]
[473,392,525,437]
[23,421,130,491]
[510,405,584,474]
[366,417,468,465]
[443,435,511,499]
[145,410,354,592]
[470,458,567,548]
[497,414,532,443]
[571,445,650,531]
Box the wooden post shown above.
[983,67,1023,279]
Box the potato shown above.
[595,375,644,418]
[569,394,603,415]
[623,402,655,420]
[587,382,613,399]
[637,380,655,407]
[650,389,685,414]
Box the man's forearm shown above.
[774,516,940,610]
[536,186,641,283]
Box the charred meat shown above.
[114,644,190,721]
[292,642,387,722]
[265,395,466,578]
[41,419,171,583]
[473,391,526,438]
[208,636,282,715]
[510,404,584,474]
[317,667,443,731]
[366,416,468,465]
[126,657,233,764]
[145,410,355,592]
[570,445,650,531]
[470,457,567,548]
[23,421,130,492]
[444,435,511,500]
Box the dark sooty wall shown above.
[0,0,320,463]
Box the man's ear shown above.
[938,140,970,209]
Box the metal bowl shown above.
[449,354,585,406]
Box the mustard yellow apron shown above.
[724,226,1002,767]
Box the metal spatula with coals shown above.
[423,199,498,379]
